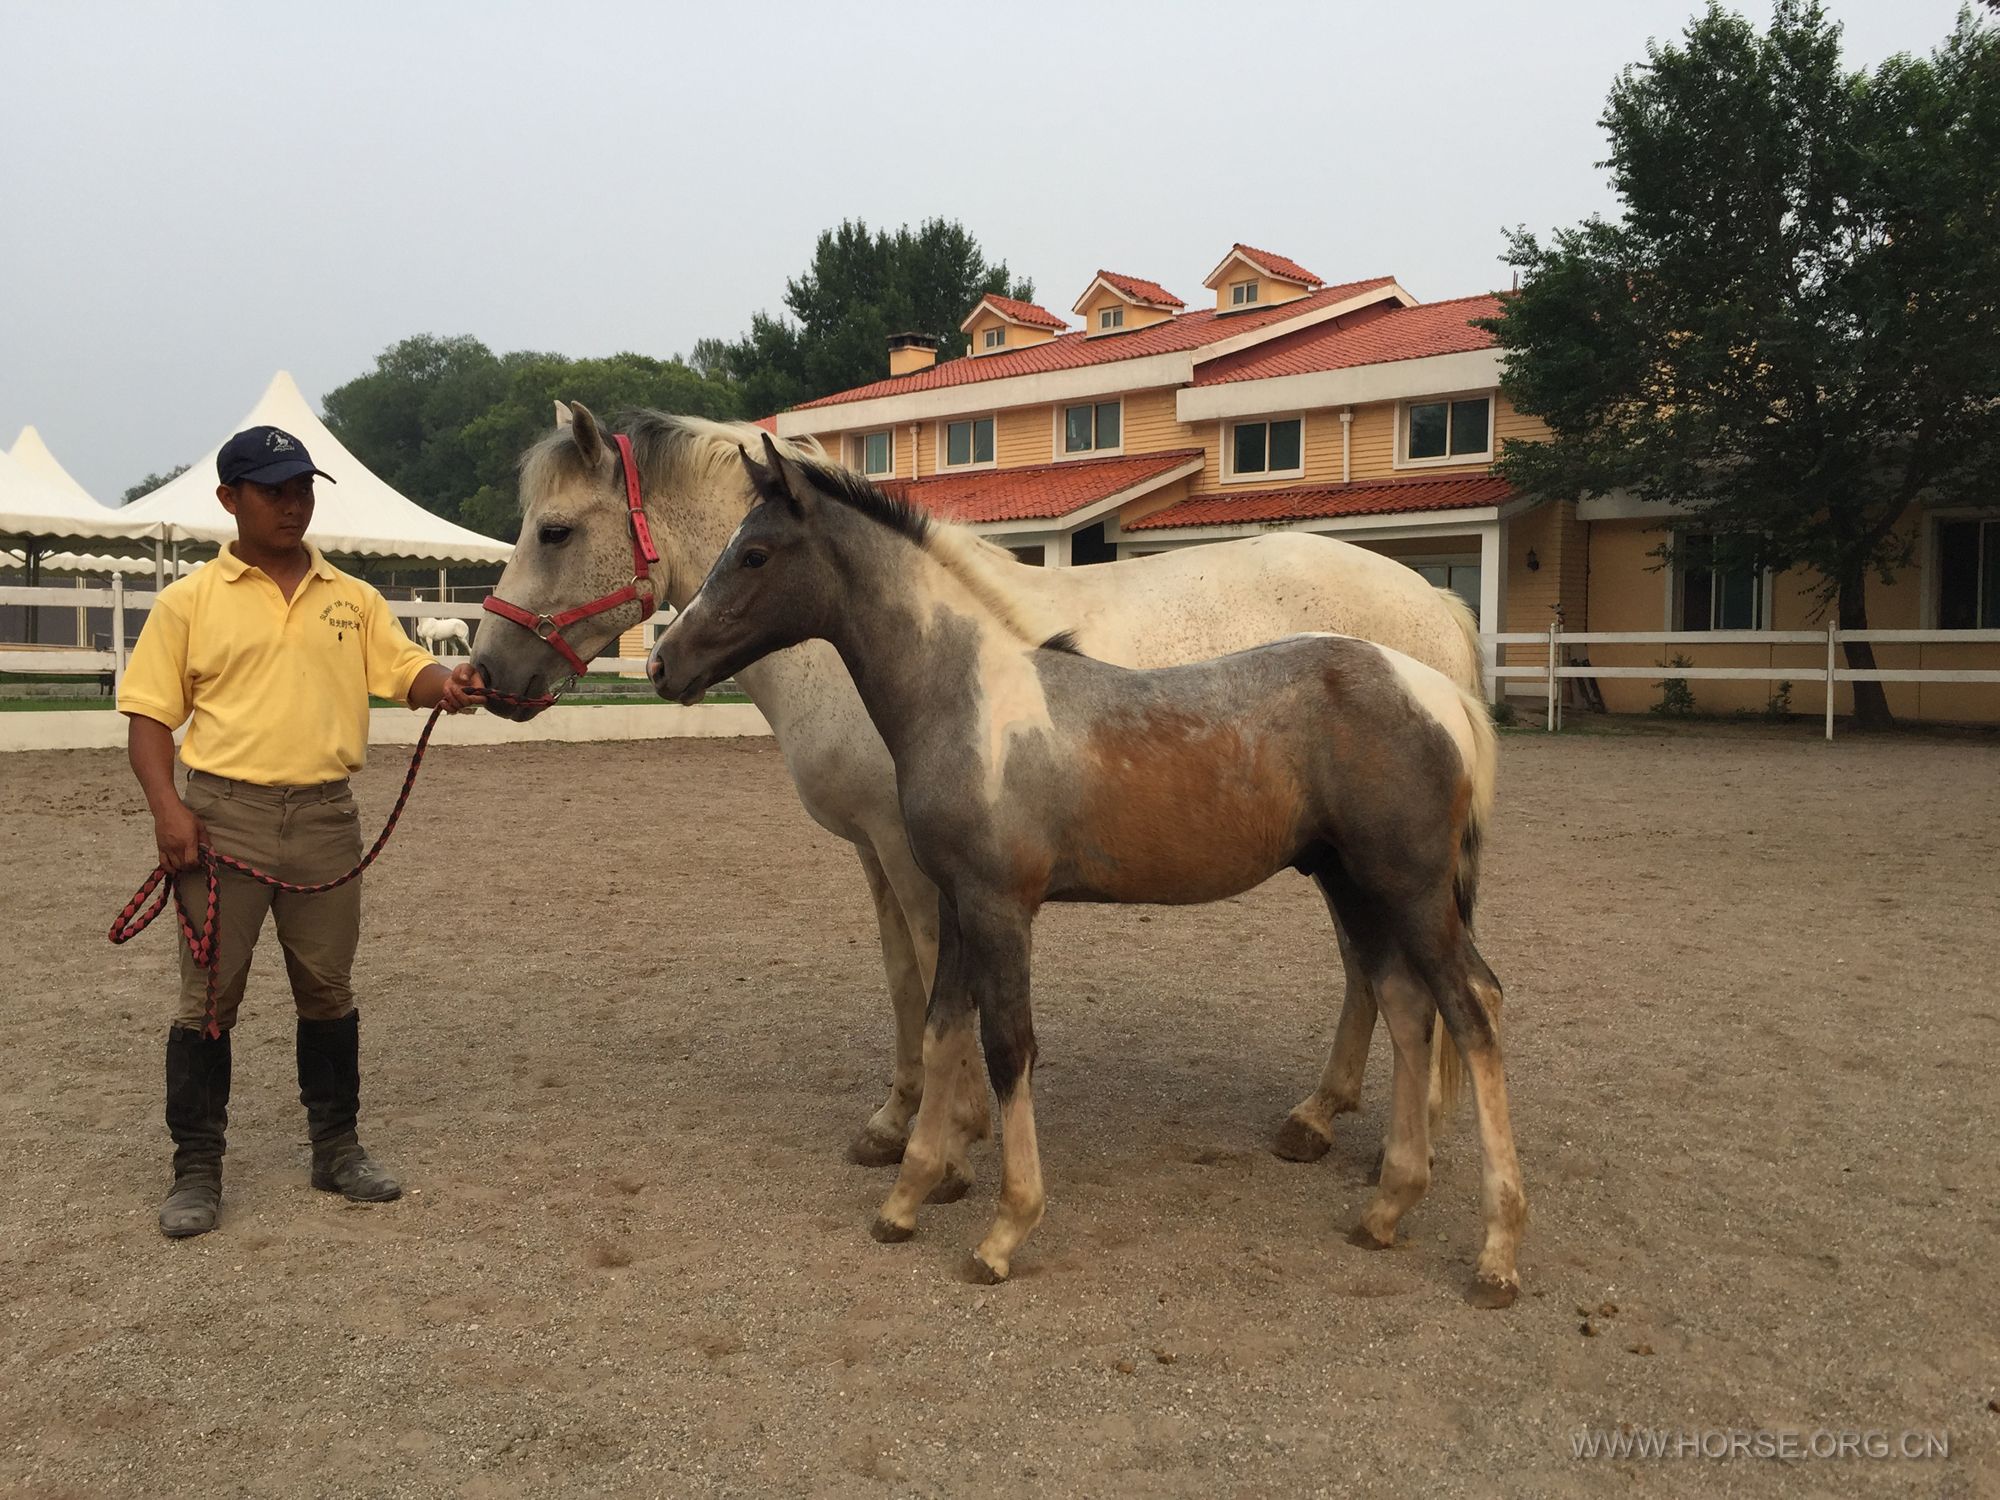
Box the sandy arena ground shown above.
[1,722,1996,1498]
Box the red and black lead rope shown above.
[107,689,555,1039]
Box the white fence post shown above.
[1546,620,1559,733]
[111,575,127,690]
[1824,621,1837,743]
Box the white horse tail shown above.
[1433,585,1488,699]
[1432,679,1501,1123]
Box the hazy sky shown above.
[0,0,1971,501]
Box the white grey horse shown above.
[471,405,1490,1192]
[412,593,471,657]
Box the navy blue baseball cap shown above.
[216,426,337,487]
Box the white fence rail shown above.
[0,582,665,684]
[1482,623,2000,740]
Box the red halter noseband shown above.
[483,431,660,678]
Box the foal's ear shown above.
[566,401,605,465]
[552,401,573,431]
[759,433,817,515]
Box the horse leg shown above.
[1404,931,1527,1309]
[1275,897,1377,1162]
[870,903,978,1242]
[850,846,928,1167]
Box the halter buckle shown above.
[534,615,559,640]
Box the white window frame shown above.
[1403,553,1483,618]
[1662,531,1773,632]
[1230,280,1259,307]
[981,326,1006,350]
[937,413,998,471]
[1222,414,1306,484]
[1098,306,1124,330]
[1054,398,1125,461]
[1394,391,1496,470]
[851,429,894,478]
[1923,509,2000,629]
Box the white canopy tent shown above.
[120,371,512,565]
[8,425,104,507]
[0,443,161,549]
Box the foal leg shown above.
[1275,901,1378,1162]
[871,908,982,1242]
[1409,936,1527,1309]
[965,914,1042,1285]
[1348,961,1437,1251]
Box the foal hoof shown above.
[1466,1274,1520,1310]
[965,1250,1009,1285]
[926,1164,973,1204]
[1346,1222,1395,1252]
[849,1125,909,1169]
[869,1216,915,1245]
[1272,1114,1333,1163]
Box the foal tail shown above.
[1432,682,1500,1122]
[1433,585,1488,700]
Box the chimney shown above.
[887,332,940,377]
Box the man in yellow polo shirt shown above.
[120,423,479,1239]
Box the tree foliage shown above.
[708,218,1032,417]
[1483,1,2000,723]
[323,336,740,537]
[121,464,190,505]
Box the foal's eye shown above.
[538,524,573,546]
[741,549,769,569]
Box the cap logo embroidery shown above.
[268,431,295,452]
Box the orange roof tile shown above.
[752,414,778,433]
[1196,294,1504,385]
[1127,472,1513,531]
[880,449,1203,526]
[1217,243,1324,288]
[796,276,1400,413]
[969,293,1069,331]
[1093,270,1185,309]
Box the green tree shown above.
[717,218,1032,416]
[324,339,739,538]
[121,464,189,505]
[1483,2,2000,725]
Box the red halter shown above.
[482,432,660,677]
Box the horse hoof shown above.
[1466,1274,1519,1310]
[926,1165,973,1204]
[1346,1222,1394,1252]
[849,1126,908,1168]
[965,1250,1008,1285]
[869,1216,915,1245]
[1272,1115,1333,1163]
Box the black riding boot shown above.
[297,1010,401,1202]
[161,1026,230,1238]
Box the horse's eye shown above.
[538,524,572,546]
[742,549,769,569]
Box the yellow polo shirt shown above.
[119,543,436,786]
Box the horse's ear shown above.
[738,443,789,510]
[567,401,605,465]
[760,433,817,515]
[552,401,573,430]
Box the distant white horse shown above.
[412,592,471,656]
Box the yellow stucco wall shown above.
[1581,512,1997,722]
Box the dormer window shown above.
[1230,281,1259,307]
[1099,307,1124,330]
[982,327,1005,350]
